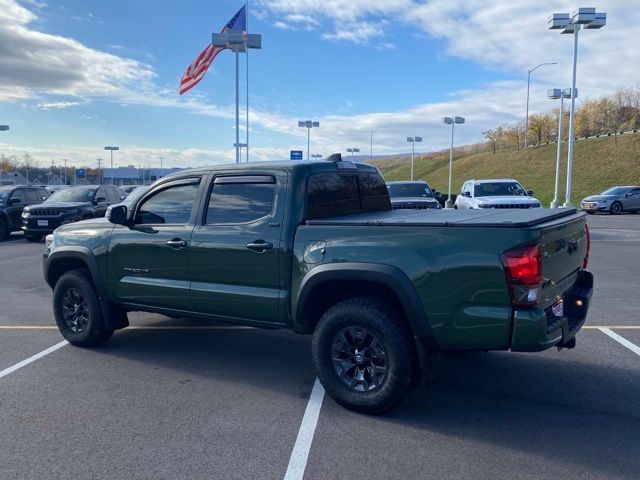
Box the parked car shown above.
[43,155,592,414]
[22,185,124,241]
[121,185,141,196]
[455,179,541,210]
[0,185,49,240]
[386,181,441,210]
[45,185,69,194]
[580,186,640,215]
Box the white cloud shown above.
[0,0,155,102]
[37,100,86,110]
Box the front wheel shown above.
[53,269,113,347]
[610,201,623,215]
[311,297,418,414]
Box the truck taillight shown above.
[501,244,543,307]
[583,224,590,269]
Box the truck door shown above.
[108,177,203,310]
[189,172,286,325]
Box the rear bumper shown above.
[510,270,593,352]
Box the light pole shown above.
[104,146,119,185]
[63,159,67,185]
[442,116,465,209]
[370,127,386,162]
[234,142,248,162]
[298,121,320,161]
[311,154,323,160]
[406,136,423,181]
[548,88,574,208]
[549,8,606,206]
[346,148,360,159]
[525,62,557,147]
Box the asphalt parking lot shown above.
[1,214,639,480]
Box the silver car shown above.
[580,186,640,215]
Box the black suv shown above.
[0,185,50,240]
[22,185,125,241]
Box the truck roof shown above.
[168,159,379,177]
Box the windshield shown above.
[387,183,433,198]
[601,187,631,196]
[474,182,527,197]
[47,187,95,203]
[124,186,148,205]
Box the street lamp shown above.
[442,116,465,209]
[0,125,9,131]
[406,136,423,181]
[370,127,387,162]
[525,62,557,147]
[104,146,119,185]
[346,148,360,159]
[548,88,575,208]
[549,8,606,206]
[311,154,323,160]
[234,142,248,162]
[298,121,320,161]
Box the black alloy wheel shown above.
[331,326,388,392]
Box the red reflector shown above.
[501,244,542,285]
[583,224,590,269]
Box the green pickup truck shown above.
[43,156,593,413]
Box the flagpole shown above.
[246,1,250,163]
[235,51,240,164]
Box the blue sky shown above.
[0,0,636,168]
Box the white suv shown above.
[455,179,541,210]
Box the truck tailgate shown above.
[538,213,588,307]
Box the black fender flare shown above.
[44,247,128,330]
[294,262,436,349]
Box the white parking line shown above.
[0,340,68,379]
[283,378,325,480]
[600,328,640,356]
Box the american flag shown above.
[179,5,247,95]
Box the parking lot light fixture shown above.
[346,148,360,159]
[549,7,606,207]
[370,127,387,161]
[104,146,119,185]
[406,136,423,181]
[442,116,465,208]
[311,154,323,160]
[298,121,320,161]
[525,63,557,148]
[548,88,575,208]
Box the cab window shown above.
[136,180,200,225]
[206,176,276,225]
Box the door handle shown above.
[246,240,273,252]
[166,239,189,250]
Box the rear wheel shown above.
[311,297,418,414]
[0,219,8,241]
[610,201,623,215]
[53,269,113,347]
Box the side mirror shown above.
[8,197,22,205]
[527,190,534,196]
[95,196,107,204]
[433,190,439,196]
[462,191,471,198]
[106,204,128,226]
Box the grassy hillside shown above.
[376,133,640,207]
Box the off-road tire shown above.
[311,297,418,414]
[53,269,113,347]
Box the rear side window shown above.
[306,172,391,220]
[206,176,276,225]
[106,188,120,203]
[25,189,40,203]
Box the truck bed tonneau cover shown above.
[306,207,580,228]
